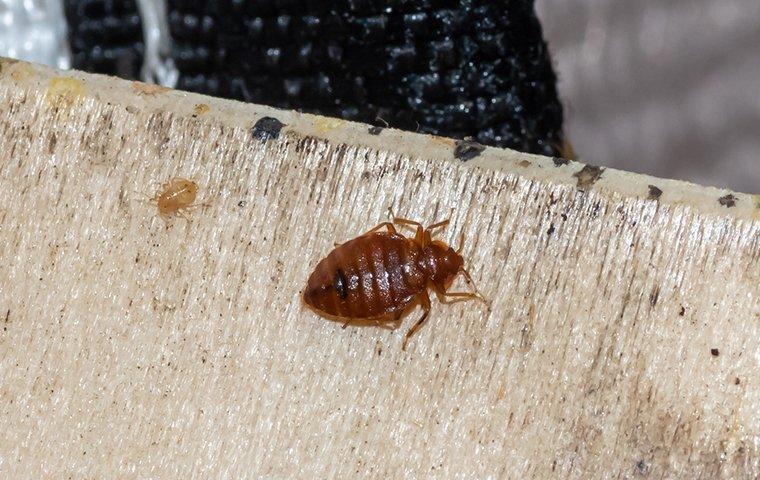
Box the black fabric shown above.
[64,0,144,79]
[64,0,564,156]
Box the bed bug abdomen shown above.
[304,232,426,320]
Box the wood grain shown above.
[0,58,758,478]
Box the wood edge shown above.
[1,56,757,221]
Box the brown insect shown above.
[151,177,204,220]
[304,215,487,350]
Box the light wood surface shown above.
[0,58,758,478]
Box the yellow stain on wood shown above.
[313,117,345,134]
[132,81,170,96]
[44,77,85,108]
[427,135,455,148]
[193,103,210,115]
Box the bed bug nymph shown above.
[152,177,204,220]
[303,215,487,350]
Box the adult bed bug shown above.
[303,215,487,350]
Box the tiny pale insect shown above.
[151,177,205,220]
[304,215,487,350]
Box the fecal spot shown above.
[454,138,485,161]
[368,126,383,135]
[252,116,285,141]
[45,77,85,108]
[552,157,569,167]
[647,185,663,200]
[193,103,210,116]
[573,165,605,190]
[718,194,737,208]
[132,81,170,95]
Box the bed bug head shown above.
[420,240,465,289]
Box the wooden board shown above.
[0,57,758,478]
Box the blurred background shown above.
[0,0,757,192]
[536,0,759,193]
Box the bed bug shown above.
[303,215,487,350]
[152,177,204,220]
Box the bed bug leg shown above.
[386,311,404,330]
[426,218,450,233]
[342,319,352,329]
[424,218,451,245]
[391,216,424,242]
[132,190,156,205]
[361,222,397,236]
[438,291,482,303]
[374,315,402,330]
[402,292,431,350]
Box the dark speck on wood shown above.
[252,117,285,141]
[718,194,737,208]
[573,165,605,190]
[454,138,485,161]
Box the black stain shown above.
[590,201,601,218]
[718,194,737,208]
[635,460,649,475]
[454,138,486,161]
[553,157,569,167]
[237,200,246,207]
[711,348,720,357]
[573,165,605,190]
[546,224,555,236]
[735,377,741,385]
[251,116,285,141]
[368,126,383,135]
[47,133,58,154]
[678,305,686,316]
[647,185,663,200]
[649,286,660,307]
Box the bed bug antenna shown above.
[460,267,488,305]
[456,230,466,254]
